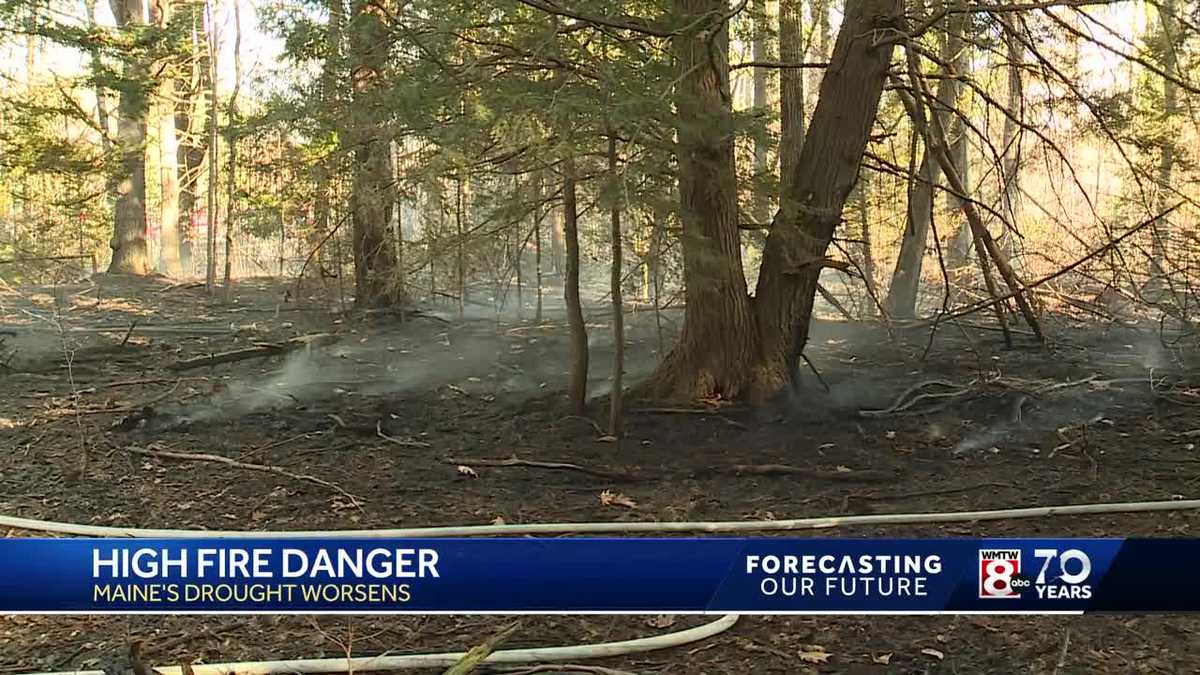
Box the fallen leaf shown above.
[456,465,479,478]
[599,489,638,509]
[921,648,945,660]
[835,465,852,473]
[872,652,893,665]
[885,430,897,439]
[798,645,832,664]
[491,516,506,526]
[596,435,618,443]
[645,614,677,628]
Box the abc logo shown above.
[979,549,1023,599]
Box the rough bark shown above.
[778,0,805,189]
[107,0,151,275]
[348,0,400,307]
[562,157,588,414]
[641,0,758,401]
[751,0,770,223]
[752,0,902,396]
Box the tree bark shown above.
[642,0,758,401]
[752,0,902,397]
[751,0,770,223]
[204,0,219,290]
[107,0,151,275]
[348,0,400,307]
[562,157,588,414]
[223,0,242,297]
[778,0,805,190]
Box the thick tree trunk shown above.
[107,0,151,275]
[642,0,758,401]
[752,0,902,397]
[885,5,964,318]
[562,157,588,414]
[778,0,805,189]
[348,0,399,307]
[751,0,770,224]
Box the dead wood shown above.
[167,333,336,371]
[126,445,361,505]
[445,456,641,482]
[696,464,893,482]
[376,421,433,448]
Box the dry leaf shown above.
[456,465,479,478]
[599,489,638,509]
[644,614,677,628]
[872,653,893,665]
[835,465,852,473]
[490,516,506,526]
[596,435,618,443]
[798,645,832,664]
[921,648,945,660]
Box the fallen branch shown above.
[445,456,641,482]
[126,445,361,506]
[168,334,336,371]
[704,464,893,482]
[376,421,433,448]
[443,621,522,675]
[859,379,971,417]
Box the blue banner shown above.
[0,538,1193,613]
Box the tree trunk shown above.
[562,157,588,414]
[175,2,207,277]
[608,135,625,435]
[642,0,758,401]
[752,0,902,397]
[150,0,181,277]
[885,4,964,318]
[204,0,219,290]
[107,0,151,275]
[223,0,242,297]
[348,0,399,307]
[750,0,770,224]
[533,171,544,323]
[778,0,805,190]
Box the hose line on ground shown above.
[2,497,1199,538]
[19,613,740,675]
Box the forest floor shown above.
[3,274,1200,673]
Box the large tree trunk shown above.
[562,157,588,414]
[107,0,151,275]
[348,0,399,307]
[752,0,902,396]
[778,0,805,188]
[750,0,770,224]
[641,0,758,401]
[885,3,965,318]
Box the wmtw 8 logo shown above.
[978,549,1029,598]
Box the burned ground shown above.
[2,275,1200,673]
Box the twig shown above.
[376,421,433,448]
[859,379,971,416]
[1052,628,1071,675]
[445,456,641,482]
[493,666,638,675]
[126,445,362,506]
